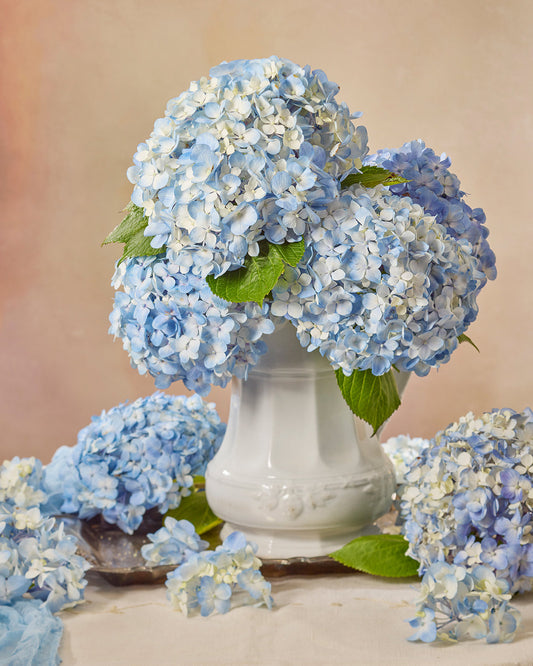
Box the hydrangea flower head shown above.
[409,562,521,643]
[44,392,226,533]
[110,256,275,393]
[400,408,533,643]
[165,531,272,617]
[141,517,208,566]
[127,56,368,276]
[0,457,90,611]
[366,140,496,282]
[271,185,486,377]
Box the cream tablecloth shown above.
[59,571,533,665]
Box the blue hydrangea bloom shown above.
[409,562,521,644]
[44,392,226,534]
[271,185,486,377]
[0,458,90,612]
[0,599,63,666]
[366,140,496,281]
[110,257,275,394]
[141,517,208,566]
[127,56,368,277]
[166,531,272,617]
[400,408,533,643]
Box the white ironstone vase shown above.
[205,321,409,558]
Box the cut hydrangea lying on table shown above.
[393,408,533,643]
[44,392,225,533]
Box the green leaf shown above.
[103,203,147,245]
[165,489,222,536]
[103,202,166,262]
[335,367,401,434]
[120,228,164,263]
[458,333,480,353]
[329,534,419,578]
[341,166,409,190]
[206,239,305,305]
[270,238,306,267]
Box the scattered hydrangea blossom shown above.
[409,562,521,643]
[44,392,226,533]
[165,531,273,617]
[400,408,533,643]
[141,517,208,566]
[0,458,90,612]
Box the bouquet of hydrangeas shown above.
[105,56,495,431]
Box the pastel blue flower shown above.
[0,457,90,612]
[0,599,63,666]
[409,561,521,643]
[166,531,273,616]
[141,517,208,566]
[400,408,533,643]
[127,56,367,279]
[110,257,275,394]
[44,392,226,534]
[271,185,485,377]
[366,140,496,281]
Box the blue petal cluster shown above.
[271,185,486,376]
[110,257,275,394]
[141,517,207,566]
[0,457,90,613]
[0,599,63,666]
[127,56,368,277]
[382,434,430,485]
[366,140,496,281]
[400,408,533,642]
[409,562,520,643]
[165,531,272,617]
[44,392,226,533]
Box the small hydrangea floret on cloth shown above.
[0,457,90,612]
[400,408,533,642]
[108,56,495,406]
[165,531,273,617]
[141,516,208,566]
[44,392,226,534]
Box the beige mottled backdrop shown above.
[1,0,532,462]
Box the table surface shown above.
[58,571,533,666]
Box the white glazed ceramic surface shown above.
[206,322,408,558]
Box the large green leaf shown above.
[335,367,401,434]
[329,534,419,578]
[165,490,222,536]
[206,239,305,305]
[341,166,409,190]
